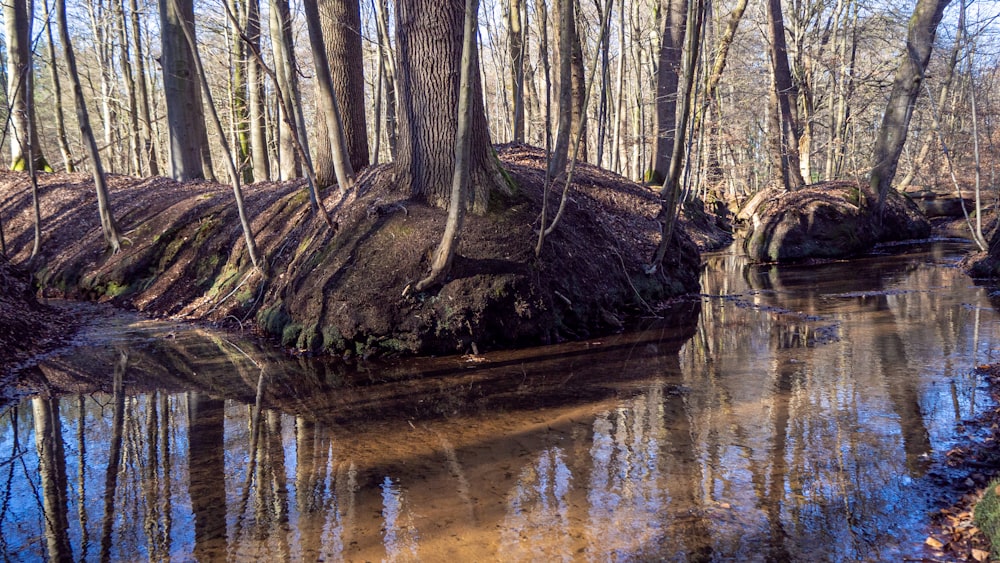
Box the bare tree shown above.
[870,0,953,215]
[58,0,123,253]
[765,0,805,190]
[160,0,212,181]
[4,0,49,171]
[414,0,481,291]
[650,0,686,184]
[394,0,507,212]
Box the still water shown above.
[2,240,998,562]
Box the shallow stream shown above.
[2,239,998,561]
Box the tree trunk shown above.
[507,0,526,143]
[569,1,587,162]
[549,0,573,177]
[374,0,397,159]
[229,0,252,183]
[269,0,303,179]
[650,0,686,184]
[303,0,356,190]
[58,0,123,253]
[43,0,74,172]
[650,0,704,270]
[765,0,805,190]
[245,0,269,181]
[4,0,48,171]
[394,0,506,212]
[870,0,952,213]
[130,0,159,176]
[319,0,369,171]
[116,0,142,175]
[415,0,480,291]
[160,0,211,180]
[32,397,72,563]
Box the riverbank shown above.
[0,145,733,363]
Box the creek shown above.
[1,239,997,561]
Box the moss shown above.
[195,254,220,285]
[193,215,220,245]
[322,326,346,352]
[281,323,303,348]
[257,303,291,336]
[105,281,131,298]
[975,480,1000,560]
[296,323,322,352]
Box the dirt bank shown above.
[0,256,74,377]
[0,144,715,360]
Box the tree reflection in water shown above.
[0,240,998,561]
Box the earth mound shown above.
[738,181,930,263]
[0,144,704,359]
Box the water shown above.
[2,239,998,562]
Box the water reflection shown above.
[1,240,997,561]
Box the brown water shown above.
[2,240,998,562]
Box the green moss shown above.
[105,281,131,298]
[281,323,303,348]
[257,304,291,336]
[193,215,220,245]
[975,479,1000,560]
[322,326,346,352]
[195,255,220,285]
[296,323,322,352]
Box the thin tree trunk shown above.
[269,0,301,179]
[650,0,687,183]
[649,0,704,271]
[130,0,159,176]
[870,0,952,214]
[765,0,805,190]
[245,0,269,181]
[303,0,356,191]
[610,0,624,173]
[58,0,123,253]
[116,0,142,175]
[172,0,265,269]
[373,0,397,159]
[508,0,526,143]
[43,0,74,172]
[550,0,573,177]
[229,0,252,183]
[415,0,480,292]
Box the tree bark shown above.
[303,0,356,190]
[765,0,805,190]
[415,0,480,291]
[650,0,687,184]
[507,0,526,143]
[269,0,304,180]
[394,0,506,212]
[43,0,75,172]
[549,0,573,177]
[160,0,211,180]
[58,0,123,253]
[130,0,160,175]
[319,0,369,171]
[245,0,269,181]
[4,0,48,171]
[870,0,952,213]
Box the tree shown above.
[319,0,369,172]
[160,0,212,181]
[4,0,49,171]
[303,0,356,190]
[870,0,953,214]
[42,0,74,173]
[394,0,507,212]
[58,0,123,253]
[245,0,270,181]
[507,0,526,143]
[269,0,306,180]
[765,0,805,190]
[415,0,480,291]
[650,0,686,184]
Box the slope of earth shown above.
[0,255,74,378]
[0,144,705,359]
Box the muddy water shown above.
[2,240,998,562]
